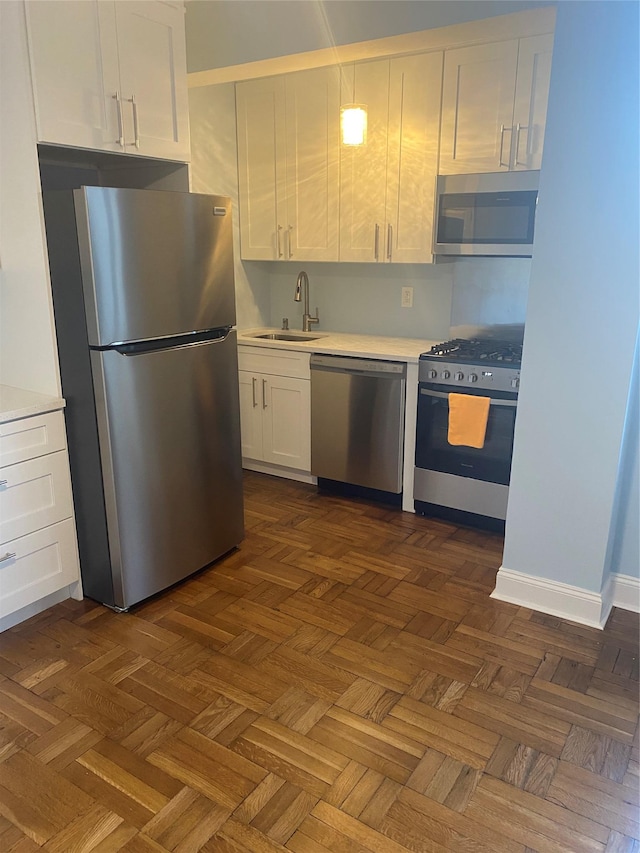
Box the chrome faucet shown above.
[294,270,319,332]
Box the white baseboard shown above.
[0,585,76,634]
[492,567,614,629]
[611,573,640,613]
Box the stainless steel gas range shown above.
[414,338,522,532]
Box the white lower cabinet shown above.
[0,520,79,619]
[0,409,81,623]
[238,347,311,474]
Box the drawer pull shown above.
[0,552,16,564]
[0,479,7,487]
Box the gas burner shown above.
[426,338,522,366]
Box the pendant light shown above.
[340,64,367,146]
[340,104,368,146]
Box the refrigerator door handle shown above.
[111,328,232,356]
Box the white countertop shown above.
[0,385,65,424]
[237,328,438,363]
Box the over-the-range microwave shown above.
[433,170,540,257]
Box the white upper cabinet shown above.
[339,52,443,263]
[236,76,285,260]
[236,66,340,261]
[440,33,553,174]
[339,60,390,263]
[24,1,121,153]
[440,40,519,174]
[25,0,190,162]
[385,52,443,263]
[284,67,341,262]
[512,34,554,171]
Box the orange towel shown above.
[448,393,491,449]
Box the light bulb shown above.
[340,105,367,146]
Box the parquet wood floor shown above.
[0,471,638,852]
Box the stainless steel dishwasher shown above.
[310,354,406,494]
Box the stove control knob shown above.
[511,377,520,389]
[468,373,478,383]
[455,371,464,381]
[441,370,451,380]
[428,369,437,379]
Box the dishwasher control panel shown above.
[310,354,406,376]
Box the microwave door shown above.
[439,206,475,244]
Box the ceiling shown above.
[185,0,554,73]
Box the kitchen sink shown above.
[252,332,324,341]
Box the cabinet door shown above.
[0,451,73,545]
[385,52,443,264]
[238,371,264,460]
[284,67,341,262]
[236,77,287,260]
[512,34,554,171]
[262,376,311,471]
[440,40,519,174]
[0,519,79,619]
[114,1,190,161]
[25,0,121,151]
[339,60,390,262]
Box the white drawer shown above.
[0,519,79,619]
[0,411,67,467]
[238,346,310,379]
[0,450,73,544]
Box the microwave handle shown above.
[420,387,517,407]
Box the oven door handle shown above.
[419,388,517,407]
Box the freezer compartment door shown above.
[76,187,236,345]
[90,331,244,609]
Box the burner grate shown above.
[427,338,522,365]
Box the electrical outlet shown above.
[401,286,413,308]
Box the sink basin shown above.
[252,333,323,342]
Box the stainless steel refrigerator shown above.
[43,186,244,610]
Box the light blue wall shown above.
[186,0,552,72]
[267,262,453,340]
[607,335,639,579]
[502,0,639,591]
[450,258,531,330]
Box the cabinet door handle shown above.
[374,223,380,261]
[387,224,393,261]
[514,123,529,167]
[277,225,283,258]
[499,124,511,168]
[127,95,140,148]
[113,92,124,147]
[0,552,16,564]
[288,225,294,259]
[262,378,268,408]
[252,376,257,407]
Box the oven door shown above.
[415,386,517,485]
